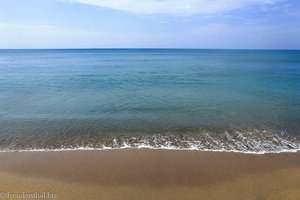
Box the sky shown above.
[0,0,299,49]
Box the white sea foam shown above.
[1,129,299,154]
[1,134,299,154]
[0,145,299,155]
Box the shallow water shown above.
[0,49,300,152]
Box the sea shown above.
[0,49,299,153]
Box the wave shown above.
[1,129,299,154]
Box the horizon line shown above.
[0,48,299,51]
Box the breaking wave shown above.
[1,128,299,154]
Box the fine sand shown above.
[0,149,300,200]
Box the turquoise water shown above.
[0,49,300,152]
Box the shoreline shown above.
[0,146,300,155]
[0,149,300,199]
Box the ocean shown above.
[0,49,299,153]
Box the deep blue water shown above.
[0,49,300,152]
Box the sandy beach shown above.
[0,150,299,200]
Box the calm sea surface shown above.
[0,49,300,152]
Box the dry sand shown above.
[0,149,300,200]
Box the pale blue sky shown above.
[0,0,299,49]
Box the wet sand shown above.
[0,149,300,200]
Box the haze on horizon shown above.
[0,0,299,49]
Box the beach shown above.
[1,0,300,197]
[0,149,300,200]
